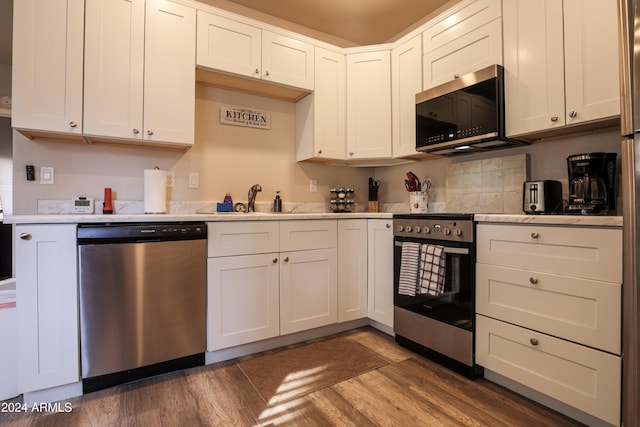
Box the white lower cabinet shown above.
[207,253,279,351]
[476,222,622,426]
[280,248,337,335]
[367,219,393,328]
[337,219,368,322]
[15,224,79,393]
[476,316,621,426]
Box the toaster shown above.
[523,180,563,214]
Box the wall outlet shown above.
[166,172,175,188]
[188,172,199,189]
[309,179,317,192]
[40,166,54,185]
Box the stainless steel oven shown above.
[393,213,480,375]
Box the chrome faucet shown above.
[247,184,262,212]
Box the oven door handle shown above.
[395,241,469,255]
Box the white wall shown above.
[12,85,372,214]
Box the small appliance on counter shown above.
[522,180,563,214]
[566,153,617,215]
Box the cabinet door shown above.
[346,51,392,159]
[143,0,196,147]
[476,315,621,426]
[15,225,78,393]
[563,0,620,125]
[207,254,279,350]
[392,36,422,158]
[422,19,502,91]
[196,11,262,79]
[503,0,565,136]
[11,0,84,139]
[84,0,145,140]
[262,31,314,90]
[280,248,337,335]
[337,220,368,322]
[295,47,346,161]
[367,219,393,328]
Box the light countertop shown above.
[4,212,394,224]
[475,214,623,227]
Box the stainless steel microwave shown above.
[415,65,527,156]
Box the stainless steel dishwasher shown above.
[78,222,207,393]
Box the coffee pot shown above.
[566,153,616,215]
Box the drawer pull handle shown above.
[529,277,538,285]
[20,233,32,241]
[530,338,539,346]
[530,232,539,238]
[272,258,278,264]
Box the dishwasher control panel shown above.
[78,222,207,243]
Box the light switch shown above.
[188,172,199,189]
[40,166,54,185]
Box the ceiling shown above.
[202,0,455,46]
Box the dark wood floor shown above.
[1,327,583,426]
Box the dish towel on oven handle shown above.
[419,244,446,296]
[398,241,421,296]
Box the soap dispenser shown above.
[273,191,282,212]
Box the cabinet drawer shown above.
[208,221,279,257]
[476,315,620,426]
[477,224,622,282]
[476,264,621,354]
[422,0,501,54]
[279,220,337,252]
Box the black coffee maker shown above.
[566,152,616,215]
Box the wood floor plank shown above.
[0,327,587,426]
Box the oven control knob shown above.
[414,226,421,233]
[423,227,430,234]
[444,228,451,235]
[406,226,412,232]
[398,225,404,232]
[455,229,462,236]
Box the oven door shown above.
[393,237,475,331]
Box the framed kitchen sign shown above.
[220,105,271,130]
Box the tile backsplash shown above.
[445,154,529,213]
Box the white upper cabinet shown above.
[296,47,346,161]
[84,0,195,149]
[422,0,502,90]
[196,11,261,79]
[504,0,619,137]
[392,35,422,158]
[346,50,392,159]
[197,11,314,91]
[12,0,85,142]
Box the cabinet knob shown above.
[550,116,559,122]
[272,258,278,264]
[133,128,140,134]
[569,110,577,118]
[530,232,539,238]
[529,338,539,346]
[265,71,270,77]
[529,276,538,285]
[20,233,32,241]
[454,74,460,78]
[349,151,354,156]
[284,257,289,262]
[317,149,322,155]
[255,68,260,75]
[386,223,391,228]
[69,121,78,128]
[147,130,154,136]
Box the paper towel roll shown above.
[144,169,167,214]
